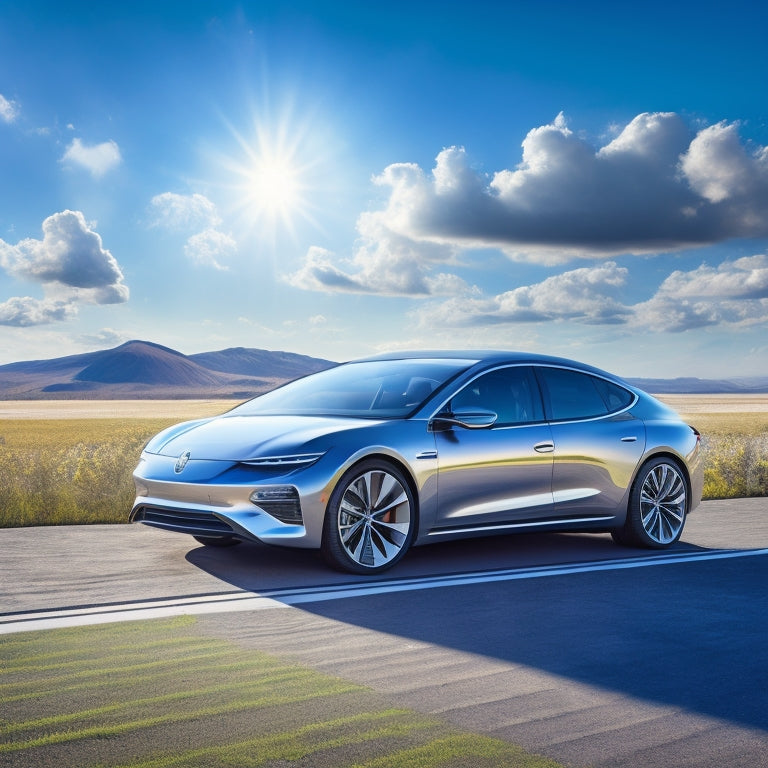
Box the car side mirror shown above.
[429,407,498,431]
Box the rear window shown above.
[537,367,634,421]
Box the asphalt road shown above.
[2,497,768,768]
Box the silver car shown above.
[130,351,703,574]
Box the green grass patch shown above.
[0,616,562,768]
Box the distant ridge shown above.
[0,342,765,399]
[0,340,336,400]
[627,376,768,394]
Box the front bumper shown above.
[129,453,327,548]
[130,499,308,544]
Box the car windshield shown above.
[229,358,476,418]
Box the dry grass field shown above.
[0,396,765,528]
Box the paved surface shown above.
[2,497,768,767]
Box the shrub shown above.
[701,433,768,499]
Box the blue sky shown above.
[1,0,767,377]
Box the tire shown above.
[620,457,688,548]
[322,459,416,574]
[193,535,241,547]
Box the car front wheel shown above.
[617,457,688,548]
[322,460,416,574]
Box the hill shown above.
[0,341,335,400]
[0,342,765,399]
[189,347,332,380]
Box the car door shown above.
[535,366,646,517]
[432,366,555,531]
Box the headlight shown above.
[249,486,302,524]
[239,452,325,468]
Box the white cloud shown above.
[288,112,768,305]
[184,228,237,270]
[0,296,77,327]
[149,192,221,230]
[415,262,631,329]
[287,217,462,297]
[287,246,373,293]
[0,210,129,326]
[680,122,768,205]
[657,254,768,299]
[62,138,122,177]
[0,93,20,123]
[77,328,129,348]
[634,254,768,331]
[413,253,768,335]
[1,210,126,289]
[367,112,768,263]
[150,192,236,269]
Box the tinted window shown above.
[450,366,544,425]
[230,358,475,418]
[538,367,633,421]
[593,377,635,412]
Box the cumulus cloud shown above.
[414,253,768,335]
[0,296,77,327]
[0,93,20,123]
[149,192,237,269]
[287,246,374,293]
[287,218,464,296]
[0,210,129,326]
[384,112,767,260]
[77,328,129,348]
[285,109,768,344]
[61,138,122,177]
[634,254,768,331]
[289,112,768,299]
[415,262,631,329]
[149,192,221,230]
[184,228,237,270]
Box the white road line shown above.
[2,548,767,635]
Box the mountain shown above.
[626,376,768,394]
[0,342,765,399]
[0,340,335,400]
[189,347,332,380]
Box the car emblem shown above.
[174,450,191,473]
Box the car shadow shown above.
[186,532,768,733]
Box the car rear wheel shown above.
[193,535,241,547]
[617,457,688,548]
[322,460,416,574]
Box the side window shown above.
[450,366,544,425]
[537,367,633,421]
[592,377,635,412]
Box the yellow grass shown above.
[0,399,236,420]
[0,396,765,528]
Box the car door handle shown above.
[534,441,555,453]
[621,436,638,442]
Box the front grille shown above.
[132,506,235,537]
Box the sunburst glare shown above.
[221,116,322,244]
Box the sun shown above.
[245,147,302,220]
[222,118,320,243]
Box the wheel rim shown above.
[337,469,412,569]
[640,463,687,544]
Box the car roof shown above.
[355,349,624,381]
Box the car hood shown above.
[145,414,381,461]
